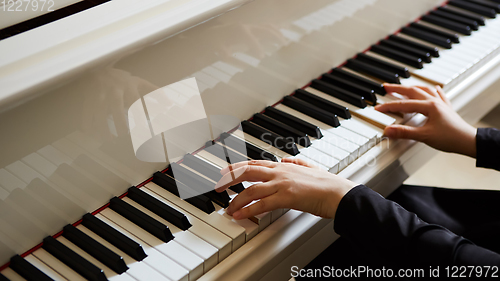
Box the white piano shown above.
[1,0,500,280]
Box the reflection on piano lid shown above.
[2,0,500,280]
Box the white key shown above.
[310,140,352,165]
[209,193,262,236]
[25,255,67,281]
[275,104,370,156]
[144,181,245,252]
[193,151,271,233]
[1,268,26,281]
[299,146,342,170]
[56,236,135,281]
[224,189,261,238]
[100,208,198,279]
[216,190,263,235]
[32,249,86,281]
[305,87,397,128]
[341,118,383,142]
[291,154,331,172]
[195,151,231,169]
[121,198,205,280]
[96,213,187,281]
[137,186,232,261]
[76,225,172,281]
[270,208,284,222]
[318,133,359,159]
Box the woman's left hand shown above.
[214,159,357,220]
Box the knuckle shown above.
[428,100,440,110]
[245,165,258,174]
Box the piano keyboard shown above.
[2,0,500,280]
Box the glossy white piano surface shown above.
[1,0,500,279]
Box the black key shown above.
[241,120,300,155]
[439,6,485,25]
[467,0,500,12]
[10,255,54,281]
[252,113,311,147]
[263,107,323,139]
[0,273,8,281]
[42,236,107,281]
[293,88,351,119]
[330,68,386,95]
[219,132,279,162]
[409,22,460,43]
[401,26,452,48]
[421,14,472,35]
[448,0,497,17]
[109,197,174,243]
[356,52,412,76]
[380,40,432,63]
[345,59,400,84]
[320,71,378,102]
[152,172,215,214]
[183,154,223,181]
[81,214,147,261]
[128,186,191,231]
[370,44,424,69]
[282,96,340,127]
[388,35,440,57]
[310,78,369,106]
[168,162,231,208]
[62,224,128,274]
[204,142,250,165]
[183,153,247,193]
[430,9,479,30]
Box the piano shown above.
[1,0,500,280]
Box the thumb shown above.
[384,125,422,141]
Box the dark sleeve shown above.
[476,128,500,171]
[334,185,500,266]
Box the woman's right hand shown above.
[375,84,477,158]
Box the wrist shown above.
[462,126,477,158]
[325,178,357,219]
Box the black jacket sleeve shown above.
[476,128,500,171]
[334,185,500,266]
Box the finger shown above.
[226,182,276,216]
[220,160,278,175]
[215,165,275,192]
[415,86,439,98]
[384,124,424,141]
[232,196,280,220]
[435,85,451,106]
[383,84,432,100]
[281,157,319,169]
[375,100,431,115]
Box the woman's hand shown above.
[376,84,477,158]
[214,158,358,220]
